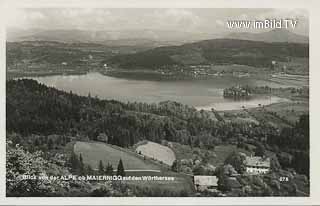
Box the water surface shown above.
[27,72,289,111]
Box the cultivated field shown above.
[135,141,176,166]
[171,142,251,166]
[74,141,160,170]
[263,101,309,124]
[74,141,194,194]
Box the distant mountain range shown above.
[6,28,220,47]
[226,29,308,44]
[107,38,308,69]
[7,28,309,69]
[7,28,308,46]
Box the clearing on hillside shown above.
[136,141,176,166]
[171,142,251,166]
[74,141,160,170]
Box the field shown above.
[221,110,260,124]
[135,141,176,166]
[74,141,194,194]
[220,100,308,127]
[247,107,293,129]
[74,141,160,170]
[263,101,309,124]
[171,142,251,166]
[270,75,308,87]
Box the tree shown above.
[217,175,230,192]
[193,165,206,175]
[254,142,266,157]
[86,164,94,174]
[224,152,246,174]
[98,160,104,174]
[48,138,54,150]
[105,162,114,175]
[34,138,40,147]
[79,153,84,174]
[215,165,235,192]
[297,114,309,136]
[171,160,181,172]
[6,141,69,196]
[117,159,125,176]
[69,151,80,173]
[188,136,193,148]
[91,186,112,197]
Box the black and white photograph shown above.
[4,5,312,200]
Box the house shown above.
[245,155,270,174]
[194,176,218,192]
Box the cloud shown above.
[258,9,308,20]
[5,8,44,28]
[6,8,117,30]
[257,9,309,34]
[5,8,308,36]
[215,19,224,26]
[44,9,115,30]
[153,9,203,31]
[238,14,249,20]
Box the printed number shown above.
[279,176,289,182]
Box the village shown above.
[131,139,274,196]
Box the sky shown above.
[5,8,309,36]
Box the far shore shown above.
[195,96,290,112]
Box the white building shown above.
[245,156,270,174]
[194,176,218,192]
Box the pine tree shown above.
[116,159,125,176]
[34,138,40,147]
[171,160,181,172]
[86,164,94,174]
[69,151,80,173]
[98,160,104,174]
[105,162,114,175]
[48,138,54,150]
[79,153,84,174]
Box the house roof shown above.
[245,156,270,168]
[194,176,218,187]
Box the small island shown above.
[223,85,253,99]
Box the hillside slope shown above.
[107,38,308,69]
[226,29,308,44]
[74,141,161,170]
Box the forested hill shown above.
[6,79,209,147]
[107,39,308,69]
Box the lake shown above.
[25,72,290,111]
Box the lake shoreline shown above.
[195,96,290,112]
[16,72,302,112]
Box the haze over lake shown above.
[26,72,289,111]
